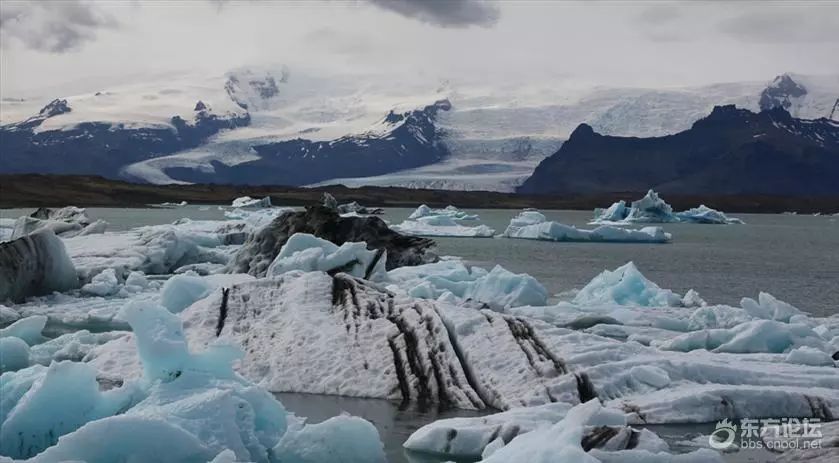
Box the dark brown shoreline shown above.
[2,174,838,213]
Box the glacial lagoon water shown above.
[5,205,834,315]
[2,205,835,462]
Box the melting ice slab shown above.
[502,210,670,243]
[391,204,493,237]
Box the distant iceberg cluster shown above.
[592,190,744,225]
[0,201,835,463]
[502,210,671,243]
[392,204,495,237]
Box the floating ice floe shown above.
[63,220,243,282]
[392,215,495,237]
[10,207,108,240]
[0,315,47,345]
[386,259,548,309]
[408,204,479,221]
[592,190,743,225]
[390,204,491,237]
[154,201,188,207]
[0,301,386,462]
[427,400,722,463]
[265,233,387,281]
[231,195,272,208]
[573,262,705,308]
[502,210,670,243]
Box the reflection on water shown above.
[274,392,492,463]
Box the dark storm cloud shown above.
[0,0,118,53]
[367,0,499,28]
[717,9,839,43]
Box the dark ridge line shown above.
[215,287,230,337]
[364,248,386,280]
[388,336,412,408]
[581,426,620,452]
[575,372,599,403]
[439,308,491,410]
[626,429,641,449]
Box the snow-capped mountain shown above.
[1,69,837,191]
[131,99,453,186]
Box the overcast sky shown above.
[2,0,838,97]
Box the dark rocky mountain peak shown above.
[567,123,596,139]
[759,74,807,111]
[194,100,209,112]
[518,105,839,197]
[38,99,71,118]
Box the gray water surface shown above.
[385,208,839,317]
[3,205,836,315]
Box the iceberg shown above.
[573,262,704,307]
[231,195,272,208]
[675,205,745,224]
[228,205,436,276]
[474,400,722,463]
[79,268,121,297]
[63,220,237,282]
[265,233,387,281]
[274,416,386,463]
[655,320,829,354]
[386,260,548,309]
[9,207,107,240]
[785,346,835,366]
[502,210,670,243]
[392,215,495,238]
[592,190,743,225]
[0,230,78,303]
[0,315,47,345]
[392,205,490,237]
[0,300,386,462]
[404,402,573,458]
[0,337,30,372]
[408,204,479,221]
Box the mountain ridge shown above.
[517,105,839,197]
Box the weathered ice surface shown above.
[182,272,485,410]
[0,229,78,303]
[166,270,839,422]
[10,206,107,240]
[227,206,436,276]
